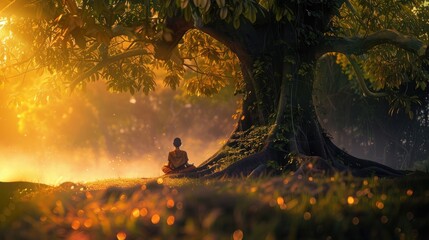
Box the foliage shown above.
[179,29,242,96]
[331,0,429,117]
[1,0,428,119]
[0,0,242,106]
[1,173,429,239]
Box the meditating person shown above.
[162,137,195,174]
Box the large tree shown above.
[1,0,428,177]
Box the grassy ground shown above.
[1,172,428,240]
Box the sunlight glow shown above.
[0,150,162,185]
[0,16,236,185]
[0,102,231,185]
[0,19,6,30]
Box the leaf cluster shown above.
[331,0,429,117]
[1,0,245,107]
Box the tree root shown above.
[163,133,406,180]
[247,164,267,178]
[324,138,405,177]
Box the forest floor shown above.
[1,172,429,240]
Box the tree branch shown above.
[347,54,387,98]
[182,62,234,79]
[0,56,34,71]
[317,29,429,58]
[153,15,194,61]
[70,49,147,90]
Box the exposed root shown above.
[247,164,268,178]
[199,147,277,179]
[196,150,227,172]
[293,155,334,176]
[324,138,405,177]
[162,131,406,180]
[164,147,405,180]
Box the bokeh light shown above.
[232,229,244,240]
[151,214,160,224]
[347,196,355,205]
[166,215,175,226]
[116,232,127,240]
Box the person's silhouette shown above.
[162,138,195,174]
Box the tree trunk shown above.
[188,45,403,178]
[156,5,406,179]
[174,47,403,179]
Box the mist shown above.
[0,138,224,185]
[0,82,238,185]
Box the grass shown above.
[1,172,429,240]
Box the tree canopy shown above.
[0,0,242,100]
[1,1,428,108]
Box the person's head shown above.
[173,137,182,148]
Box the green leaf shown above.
[285,8,294,22]
[164,74,181,90]
[184,5,192,21]
[233,17,240,29]
[234,3,243,17]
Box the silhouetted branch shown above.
[70,49,147,90]
[347,54,388,98]
[318,29,428,58]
